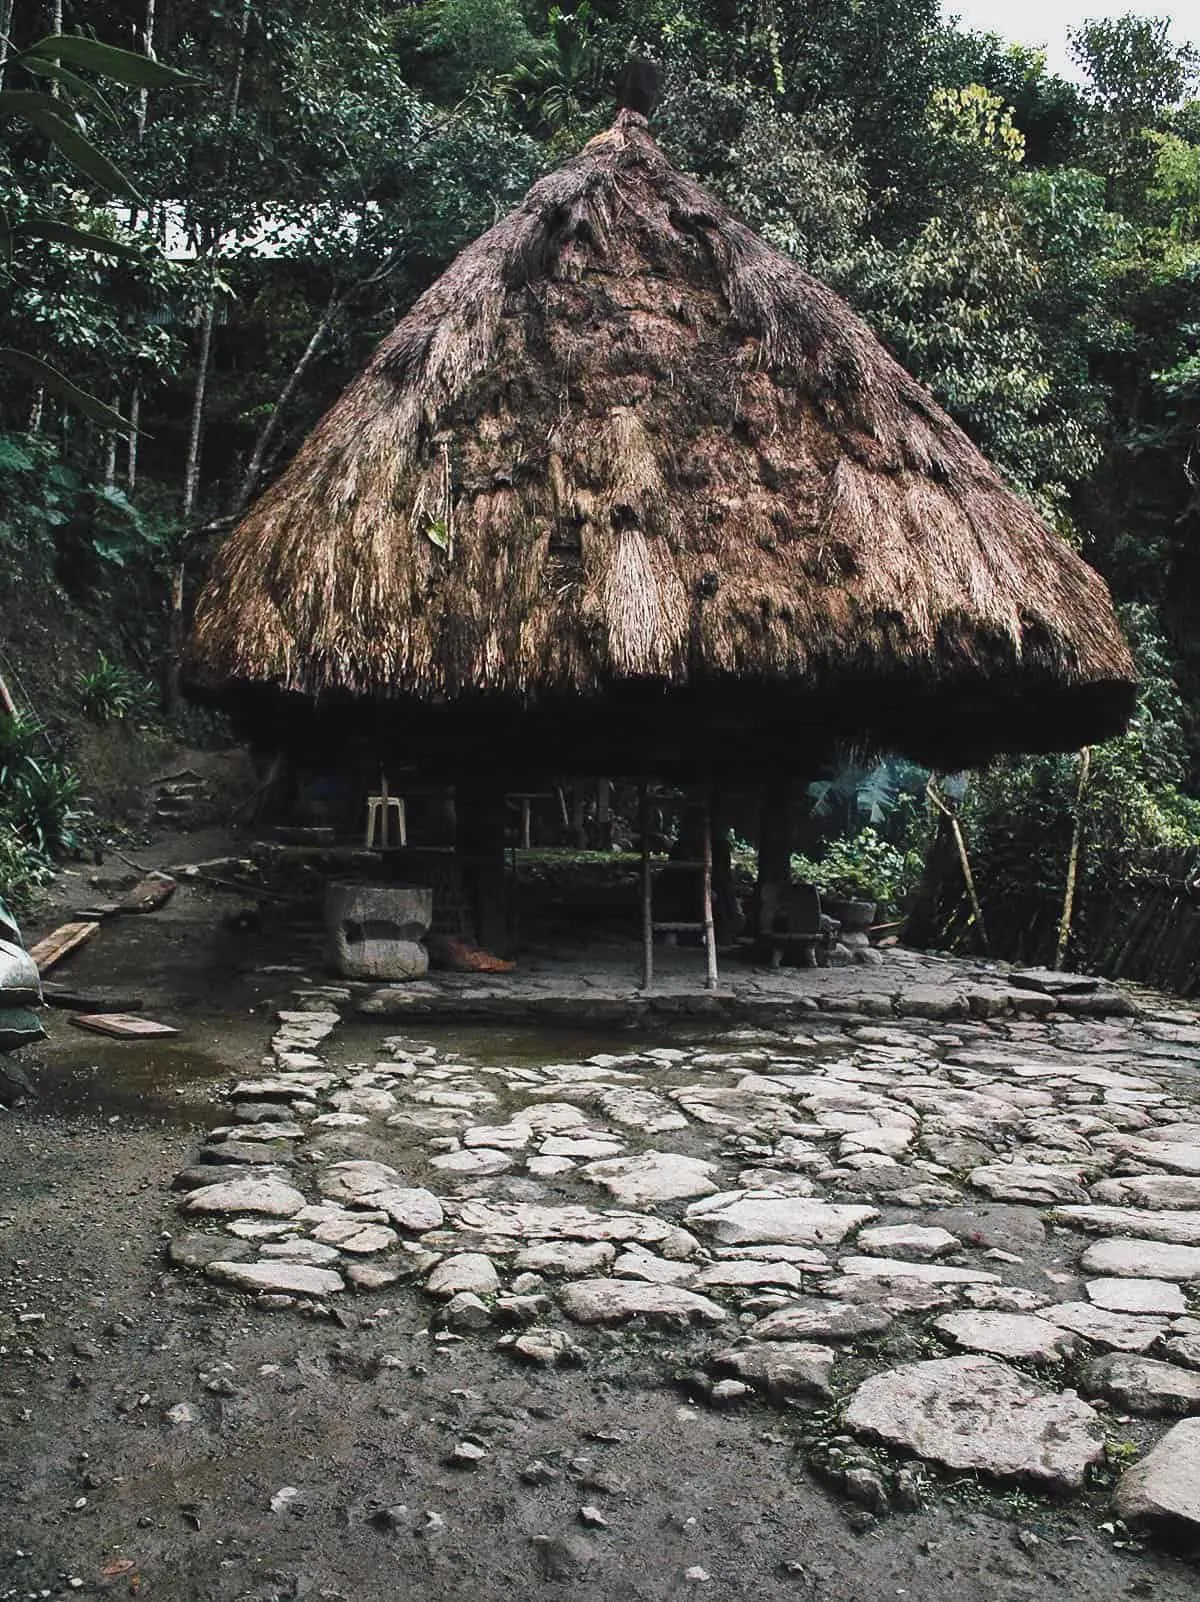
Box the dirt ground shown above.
[2,833,1198,1602]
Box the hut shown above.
[187,92,1137,966]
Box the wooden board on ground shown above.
[71,1012,177,1039]
[118,873,177,914]
[29,920,100,975]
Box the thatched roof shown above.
[188,109,1136,771]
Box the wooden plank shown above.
[29,920,99,975]
[70,1012,177,1039]
[117,873,176,914]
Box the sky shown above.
[940,0,1200,83]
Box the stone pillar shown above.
[324,882,432,980]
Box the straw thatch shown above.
[188,109,1136,771]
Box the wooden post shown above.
[639,780,653,992]
[379,770,390,850]
[702,786,719,991]
[521,796,532,850]
[755,773,792,936]
[597,777,612,850]
[1055,747,1091,970]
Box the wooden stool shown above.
[365,792,407,849]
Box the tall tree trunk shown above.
[165,0,252,709]
[0,0,15,88]
[231,291,341,517]
[126,385,141,493]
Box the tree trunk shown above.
[231,291,341,516]
[164,0,253,709]
[753,773,792,936]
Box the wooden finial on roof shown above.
[616,58,659,119]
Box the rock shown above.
[463,1122,534,1150]
[696,1260,807,1292]
[371,1187,445,1234]
[430,1147,513,1176]
[448,1440,487,1468]
[934,1311,1079,1363]
[929,1205,1046,1250]
[311,1219,397,1255]
[325,881,431,981]
[1085,1277,1187,1315]
[347,1262,404,1290]
[894,986,969,1021]
[514,1241,615,1277]
[611,1250,698,1286]
[1164,1335,1200,1370]
[182,1178,306,1218]
[441,1291,492,1331]
[558,1280,728,1328]
[712,1342,835,1401]
[856,1225,958,1260]
[845,1356,1105,1489]
[968,1164,1087,1205]
[1037,1302,1167,1352]
[259,1239,341,1266]
[749,1300,893,1342]
[512,1327,581,1365]
[168,1232,254,1270]
[1052,1206,1200,1246]
[1092,1175,1200,1209]
[1114,1418,1200,1533]
[1081,1238,1200,1282]
[205,1260,344,1296]
[329,1087,397,1116]
[427,1253,499,1299]
[318,1160,401,1203]
[836,1257,999,1285]
[165,1402,196,1426]
[581,1151,719,1207]
[684,1195,877,1247]
[1083,1354,1200,1416]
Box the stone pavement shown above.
[167,952,1200,1540]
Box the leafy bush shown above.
[75,653,157,725]
[0,712,82,858]
[791,827,921,913]
[0,822,54,918]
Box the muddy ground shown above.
[2,835,1198,1602]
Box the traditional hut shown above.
[187,93,1137,961]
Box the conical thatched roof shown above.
[188,109,1135,772]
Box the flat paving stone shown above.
[856,1224,959,1260]
[748,1299,894,1342]
[369,1187,445,1233]
[514,1241,616,1276]
[182,1177,306,1218]
[968,1164,1088,1204]
[934,1311,1079,1362]
[1093,1175,1200,1209]
[1083,1354,1200,1416]
[1080,1238,1200,1282]
[205,1260,344,1296]
[581,1151,719,1206]
[558,1279,728,1327]
[1038,1301,1168,1352]
[695,1259,808,1292]
[684,1194,877,1247]
[845,1355,1105,1489]
[1085,1277,1187,1315]
[1052,1206,1200,1245]
[1114,1418,1200,1533]
[837,1257,999,1285]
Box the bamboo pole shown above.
[639,781,652,992]
[702,786,719,991]
[1054,747,1090,970]
[926,777,989,955]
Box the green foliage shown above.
[74,653,157,725]
[0,712,81,860]
[792,828,920,913]
[0,821,54,918]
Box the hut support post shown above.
[456,774,508,954]
[702,784,719,991]
[755,774,792,936]
[1055,747,1091,969]
[639,781,653,992]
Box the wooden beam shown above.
[702,786,719,991]
[29,920,99,975]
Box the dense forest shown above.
[0,0,1198,962]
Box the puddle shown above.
[29,1038,240,1125]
